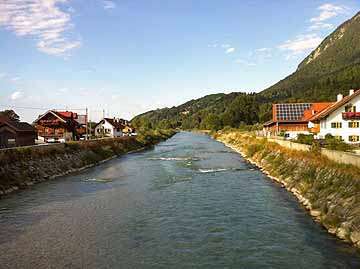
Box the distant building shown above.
[310,89,360,143]
[94,118,125,138]
[0,118,37,148]
[94,118,135,138]
[34,110,86,142]
[263,102,333,139]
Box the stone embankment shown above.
[0,130,176,196]
[214,131,360,249]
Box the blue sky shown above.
[0,0,359,122]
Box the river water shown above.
[0,132,360,268]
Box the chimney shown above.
[349,89,355,95]
[337,94,343,102]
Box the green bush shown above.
[325,135,353,152]
[297,134,314,145]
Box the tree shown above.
[201,113,222,131]
[0,110,20,121]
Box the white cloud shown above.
[308,22,333,31]
[310,3,346,23]
[235,59,256,66]
[285,55,299,61]
[279,34,323,55]
[10,91,24,100]
[0,72,6,80]
[9,76,20,83]
[103,1,116,10]
[208,43,218,48]
[255,47,271,53]
[221,44,231,48]
[111,94,121,100]
[0,0,81,56]
[58,88,68,93]
[225,47,235,54]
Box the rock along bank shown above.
[0,129,176,197]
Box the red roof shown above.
[310,89,360,121]
[55,111,78,119]
[302,103,334,121]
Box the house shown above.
[263,102,334,139]
[0,118,37,148]
[94,118,125,138]
[34,110,86,142]
[310,89,360,143]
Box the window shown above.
[345,105,356,112]
[334,136,342,141]
[348,121,359,128]
[321,121,327,129]
[349,135,360,142]
[331,122,342,128]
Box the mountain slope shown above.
[261,11,360,102]
[132,11,360,129]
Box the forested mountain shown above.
[262,11,360,102]
[132,11,360,130]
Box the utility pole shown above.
[85,107,89,140]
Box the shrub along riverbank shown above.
[213,130,360,249]
[0,129,176,196]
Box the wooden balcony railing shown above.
[342,112,360,120]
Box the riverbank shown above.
[0,129,176,196]
[213,130,360,249]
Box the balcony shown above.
[342,112,360,120]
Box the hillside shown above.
[262,11,360,102]
[132,11,360,130]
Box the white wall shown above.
[283,130,311,140]
[318,93,360,143]
[95,120,123,138]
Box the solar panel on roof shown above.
[276,103,312,121]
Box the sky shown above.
[0,0,359,122]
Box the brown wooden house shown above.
[263,102,334,139]
[34,110,85,142]
[0,119,37,148]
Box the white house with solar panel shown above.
[309,89,360,143]
[263,102,334,139]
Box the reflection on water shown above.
[0,132,360,268]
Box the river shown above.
[0,132,360,268]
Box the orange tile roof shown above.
[310,89,360,121]
[56,111,78,119]
[301,102,334,121]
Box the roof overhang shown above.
[33,110,67,124]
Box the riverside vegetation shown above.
[214,130,360,248]
[0,129,176,196]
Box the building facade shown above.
[34,110,85,142]
[263,102,333,139]
[0,120,37,148]
[310,89,360,143]
[94,118,124,138]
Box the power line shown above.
[0,104,87,111]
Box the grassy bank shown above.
[0,129,176,196]
[213,130,360,248]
